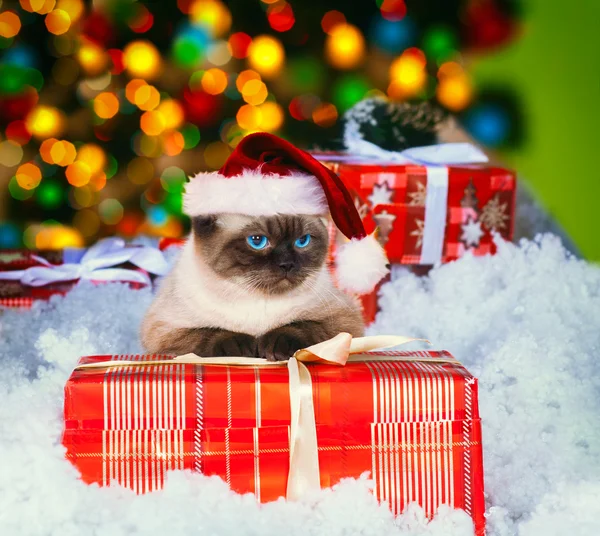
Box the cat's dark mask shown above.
[192,214,329,295]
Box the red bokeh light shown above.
[380,0,406,22]
[182,88,223,127]
[288,97,304,121]
[268,3,295,33]
[129,5,154,34]
[82,11,115,47]
[107,49,124,75]
[0,88,39,122]
[229,32,252,59]
[321,10,346,33]
[6,120,32,145]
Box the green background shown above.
[471,0,600,260]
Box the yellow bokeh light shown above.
[157,99,185,130]
[248,35,284,78]
[35,224,84,249]
[236,104,262,131]
[0,11,22,39]
[201,68,228,95]
[15,163,42,190]
[139,133,162,158]
[25,106,65,139]
[77,144,106,174]
[45,9,71,35]
[325,24,365,70]
[77,39,109,76]
[93,92,120,119]
[241,79,268,106]
[190,0,232,37]
[123,40,162,80]
[258,101,284,132]
[40,138,58,164]
[436,75,473,112]
[73,185,94,207]
[388,48,427,98]
[56,0,84,22]
[134,84,161,111]
[140,110,166,136]
[66,161,92,187]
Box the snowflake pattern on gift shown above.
[461,217,484,248]
[407,181,427,206]
[373,210,397,246]
[368,182,393,207]
[480,194,510,231]
[410,219,425,248]
[354,196,370,219]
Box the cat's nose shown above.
[279,261,295,274]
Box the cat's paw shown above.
[258,331,305,362]
[212,334,257,357]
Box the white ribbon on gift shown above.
[314,137,488,265]
[0,237,170,287]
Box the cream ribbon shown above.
[75,333,455,500]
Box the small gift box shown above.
[0,238,169,309]
[313,142,516,266]
[63,334,485,535]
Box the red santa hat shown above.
[183,132,388,294]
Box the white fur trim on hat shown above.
[183,169,328,217]
[335,233,389,294]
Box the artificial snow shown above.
[1,234,599,535]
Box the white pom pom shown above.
[335,234,389,294]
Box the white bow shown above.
[0,237,170,287]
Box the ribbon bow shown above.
[0,237,170,287]
[76,333,442,500]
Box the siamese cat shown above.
[141,213,364,361]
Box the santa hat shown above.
[183,132,388,294]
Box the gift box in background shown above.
[63,350,485,535]
[0,238,169,309]
[316,156,516,266]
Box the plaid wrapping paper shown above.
[317,159,516,265]
[63,351,485,535]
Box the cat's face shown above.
[193,214,329,295]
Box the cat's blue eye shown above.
[247,235,269,250]
[294,234,311,248]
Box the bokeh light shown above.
[332,74,370,112]
[204,141,231,168]
[25,105,65,139]
[15,162,42,190]
[123,40,162,79]
[436,61,473,111]
[140,110,166,136]
[73,208,101,238]
[98,198,124,225]
[267,2,295,33]
[229,32,251,59]
[134,84,161,111]
[241,79,268,105]
[76,38,109,77]
[157,99,185,130]
[321,10,345,34]
[388,47,427,98]
[248,35,284,78]
[0,140,24,167]
[66,161,92,187]
[127,156,154,185]
[45,9,71,35]
[325,24,365,70]
[36,178,64,209]
[0,11,21,39]
[77,144,106,174]
[201,68,228,95]
[312,103,338,128]
[93,92,120,119]
[190,0,232,37]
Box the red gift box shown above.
[63,350,485,535]
[316,158,516,265]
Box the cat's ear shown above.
[192,215,218,237]
[319,216,329,229]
